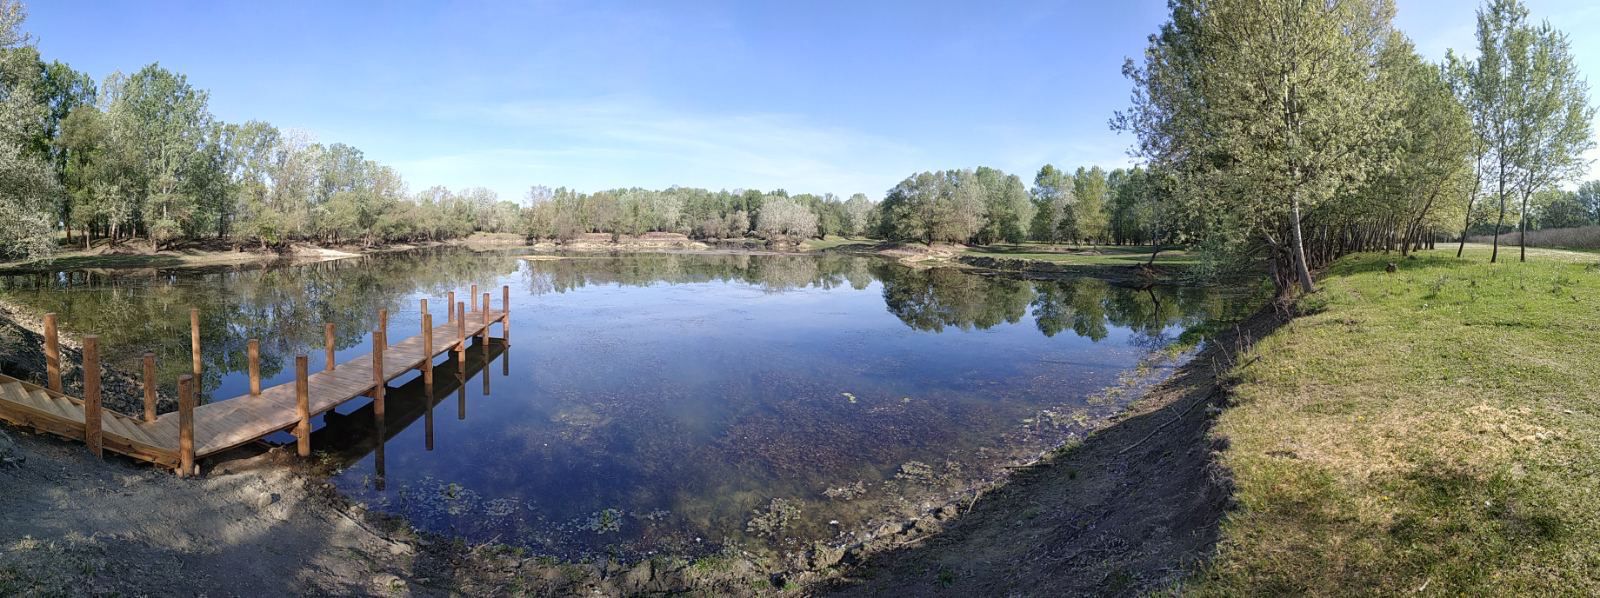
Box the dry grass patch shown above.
[1194,249,1600,595]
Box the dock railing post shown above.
[324,323,336,372]
[447,291,455,323]
[190,308,201,377]
[456,301,466,352]
[372,328,386,418]
[142,351,157,422]
[378,308,388,343]
[83,335,102,458]
[471,284,478,312]
[247,338,261,395]
[44,313,61,392]
[178,374,195,477]
[295,354,310,457]
[422,313,434,387]
[502,285,511,345]
[481,293,490,346]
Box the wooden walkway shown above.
[0,286,509,476]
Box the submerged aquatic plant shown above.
[584,508,624,534]
[746,498,801,538]
[823,481,868,501]
[894,461,935,483]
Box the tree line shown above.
[1117,0,1593,292]
[0,0,527,259]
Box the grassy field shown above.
[1196,246,1600,594]
[962,242,1198,266]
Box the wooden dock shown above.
[0,286,510,476]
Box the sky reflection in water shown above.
[0,251,1249,558]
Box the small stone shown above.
[388,542,414,556]
[253,492,279,510]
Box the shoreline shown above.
[1,233,1203,289]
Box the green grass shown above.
[1196,246,1600,594]
[962,242,1198,266]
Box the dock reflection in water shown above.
[293,338,509,492]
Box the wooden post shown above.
[502,285,511,345]
[295,354,310,457]
[457,381,466,420]
[481,293,490,345]
[247,338,261,395]
[83,335,102,458]
[43,313,61,392]
[456,301,467,352]
[447,291,455,322]
[420,298,429,323]
[378,308,388,343]
[190,308,201,377]
[421,313,434,386]
[371,329,385,418]
[471,284,478,312]
[142,352,157,422]
[324,323,336,372]
[178,374,195,477]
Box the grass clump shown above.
[1196,248,1600,594]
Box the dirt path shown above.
[0,435,439,595]
[817,308,1285,596]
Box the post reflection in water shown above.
[424,381,435,452]
[306,338,509,491]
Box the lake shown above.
[0,249,1251,559]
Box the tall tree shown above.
[1072,166,1110,244]
[1118,0,1398,293]
[0,0,58,258]
[1469,0,1596,263]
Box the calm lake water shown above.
[0,250,1251,558]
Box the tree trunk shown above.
[1518,187,1531,262]
[1289,191,1316,293]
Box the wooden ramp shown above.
[0,287,510,476]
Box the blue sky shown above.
[22,0,1600,202]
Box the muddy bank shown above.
[818,306,1286,596]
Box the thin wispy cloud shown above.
[401,97,928,201]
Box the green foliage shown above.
[877,167,1035,245]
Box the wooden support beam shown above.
[324,323,336,372]
[178,374,195,477]
[372,328,385,418]
[456,301,466,352]
[471,284,478,312]
[481,293,490,346]
[295,354,310,458]
[142,351,157,422]
[421,313,434,386]
[378,308,388,343]
[83,335,102,458]
[43,313,61,392]
[247,338,261,395]
[502,285,511,345]
[447,291,455,323]
[190,308,202,377]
